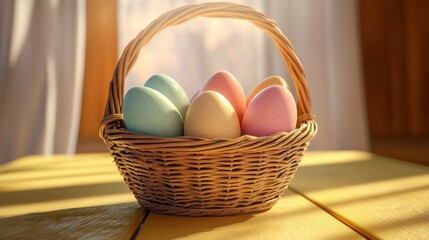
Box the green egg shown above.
[122,87,183,137]
[144,74,189,118]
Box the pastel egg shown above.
[144,74,189,118]
[184,91,241,139]
[242,85,297,136]
[200,70,246,121]
[247,76,289,105]
[123,87,183,137]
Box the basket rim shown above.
[100,113,317,146]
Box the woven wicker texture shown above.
[99,2,318,216]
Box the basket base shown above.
[136,197,279,217]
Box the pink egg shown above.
[242,85,297,136]
[201,70,246,121]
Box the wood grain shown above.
[0,153,145,239]
[137,190,363,240]
[0,202,145,240]
[290,151,429,239]
[360,0,392,137]
[405,0,425,136]
[360,0,429,138]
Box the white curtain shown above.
[0,0,86,164]
[118,0,369,150]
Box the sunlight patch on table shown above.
[302,151,374,166]
[0,165,116,182]
[0,175,127,191]
[292,174,429,206]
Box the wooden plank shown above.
[0,202,146,240]
[289,151,429,239]
[0,153,145,239]
[137,190,363,240]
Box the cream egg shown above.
[184,91,241,139]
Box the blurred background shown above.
[0,0,428,165]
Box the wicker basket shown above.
[99,2,317,216]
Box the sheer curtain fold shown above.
[0,0,86,164]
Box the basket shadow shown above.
[139,211,255,239]
[0,202,144,239]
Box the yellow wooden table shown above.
[0,151,428,239]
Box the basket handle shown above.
[102,2,315,124]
